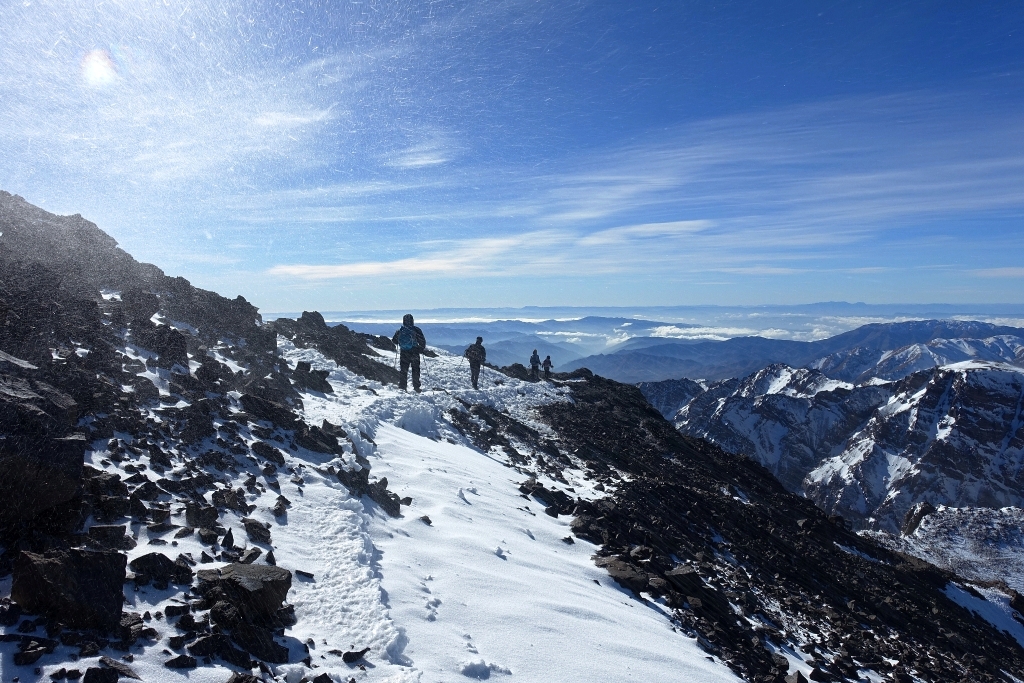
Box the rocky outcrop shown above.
[12,549,126,631]
[805,362,1024,530]
[196,564,293,663]
[269,311,400,386]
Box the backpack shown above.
[397,326,418,351]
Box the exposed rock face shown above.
[805,362,1024,531]
[635,376,705,419]
[269,311,401,386]
[662,361,1024,532]
[671,364,891,492]
[196,564,293,663]
[0,351,86,534]
[12,549,126,631]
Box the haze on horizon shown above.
[2,1,1023,312]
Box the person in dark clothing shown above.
[542,355,553,379]
[464,336,486,389]
[392,313,427,392]
[529,349,541,380]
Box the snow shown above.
[944,583,1024,649]
[11,342,739,682]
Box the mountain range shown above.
[3,190,1024,683]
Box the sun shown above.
[81,49,117,87]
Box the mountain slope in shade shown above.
[867,505,1024,594]
[805,361,1024,531]
[673,365,892,491]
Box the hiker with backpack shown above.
[529,349,541,380]
[464,337,486,389]
[392,314,427,392]
[542,355,553,379]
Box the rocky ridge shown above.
[2,193,1024,682]
[0,192,404,677]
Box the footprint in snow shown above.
[494,547,508,560]
[426,597,442,621]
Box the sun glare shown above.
[81,49,117,87]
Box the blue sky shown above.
[1,0,1023,312]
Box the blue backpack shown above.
[397,326,417,351]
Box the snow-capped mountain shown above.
[665,360,1024,535]
[4,191,1024,683]
[805,360,1024,532]
[810,335,1024,383]
[672,364,892,492]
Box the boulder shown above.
[82,667,118,683]
[251,441,285,466]
[241,518,272,544]
[594,557,649,594]
[128,552,193,588]
[12,549,126,631]
[185,502,218,528]
[0,432,86,533]
[230,622,288,663]
[196,564,291,626]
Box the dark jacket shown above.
[393,324,426,353]
[529,351,541,367]
[465,342,486,364]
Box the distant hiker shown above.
[542,355,553,379]
[464,336,486,389]
[392,313,426,392]
[529,349,541,380]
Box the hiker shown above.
[392,314,426,392]
[542,355,553,379]
[464,336,486,389]
[529,349,541,380]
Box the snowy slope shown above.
[281,342,737,682]
[867,506,1024,593]
[672,364,890,491]
[806,361,1024,530]
[809,335,1024,383]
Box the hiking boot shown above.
[414,387,422,393]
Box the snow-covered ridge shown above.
[665,360,1024,533]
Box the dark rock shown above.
[12,549,126,631]
[594,557,648,594]
[82,668,118,683]
[230,622,288,663]
[210,600,242,628]
[342,647,370,663]
[241,518,272,544]
[118,612,144,643]
[163,654,197,669]
[164,604,190,618]
[336,466,370,496]
[87,525,134,550]
[98,656,141,680]
[310,674,333,683]
[251,441,286,466]
[196,564,292,626]
[66,670,82,681]
[128,552,193,588]
[367,477,402,517]
[901,501,936,536]
[222,528,235,550]
[785,673,808,683]
[185,502,218,529]
[239,547,262,564]
[224,674,261,683]
[198,527,219,545]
